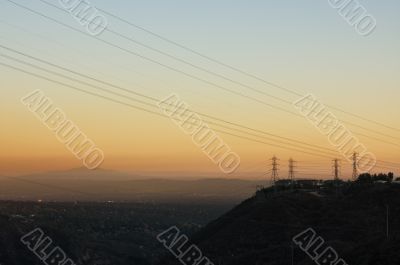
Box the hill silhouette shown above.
[159,183,400,265]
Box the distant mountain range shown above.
[0,168,266,203]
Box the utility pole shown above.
[271,156,279,190]
[332,159,340,181]
[288,158,295,187]
[352,152,358,181]
[332,158,341,195]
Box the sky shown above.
[0,0,399,178]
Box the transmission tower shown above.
[352,152,358,180]
[271,156,279,186]
[332,159,340,181]
[288,158,296,185]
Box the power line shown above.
[1,45,399,166]
[376,160,400,167]
[39,0,299,107]
[0,61,341,159]
[5,0,400,146]
[1,48,398,172]
[0,18,151,92]
[1,2,399,170]
[4,0,301,116]
[52,0,400,143]
[373,165,399,171]
[0,47,346,158]
[95,2,400,134]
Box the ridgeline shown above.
[160,182,400,265]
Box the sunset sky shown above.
[0,0,399,178]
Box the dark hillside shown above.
[160,183,400,265]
